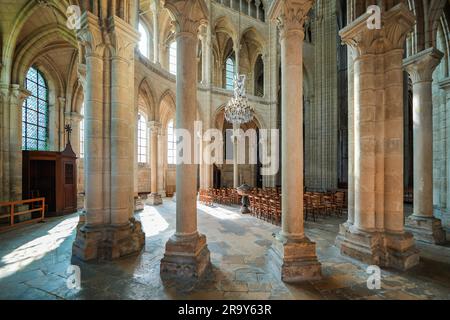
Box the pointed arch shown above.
[138,77,157,120]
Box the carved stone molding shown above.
[404,47,444,83]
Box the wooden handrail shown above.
[0,197,45,231]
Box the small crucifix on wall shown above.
[65,124,73,145]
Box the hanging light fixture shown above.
[225,74,254,124]
[224,3,254,125]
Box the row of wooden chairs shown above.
[248,195,281,225]
[199,187,347,226]
[304,192,346,222]
[199,188,241,206]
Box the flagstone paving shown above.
[0,200,449,300]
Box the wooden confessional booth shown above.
[22,142,77,217]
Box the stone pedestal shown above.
[72,218,145,261]
[160,233,211,280]
[134,196,144,211]
[269,234,321,282]
[405,216,446,245]
[147,193,162,205]
[336,223,419,270]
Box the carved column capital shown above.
[148,120,162,135]
[340,3,415,58]
[163,0,209,36]
[404,47,444,83]
[107,16,140,60]
[10,84,30,107]
[65,111,83,122]
[269,0,315,39]
[77,11,104,58]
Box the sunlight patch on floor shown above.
[139,206,170,236]
[198,203,242,220]
[0,216,78,280]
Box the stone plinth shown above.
[160,233,211,280]
[72,218,145,261]
[269,234,322,282]
[336,223,419,271]
[134,197,144,211]
[405,216,446,245]
[147,193,162,206]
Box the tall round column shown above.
[148,121,162,205]
[160,0,211,281]
[405,48,446,244]
[268,0,321,283]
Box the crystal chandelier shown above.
[225,74,254,125]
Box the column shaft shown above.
[281,29,305,238]
[175,33,198,236]
[84,54,105,226]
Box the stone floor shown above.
[0,200,449,300]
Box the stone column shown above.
[404,48,446,244]
[72,11,144,261]
[148,120,162,205]
[160,0,211,281]
[200,26,211,85]
[439,77,450,230]
[158,129,167,197]
[268,0,321,282]
[8,85,29,201]
[151,1,160,65]
[255,0,261,20]
[336,4,419,270]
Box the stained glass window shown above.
[225,57,235,90]
[80,104,85,158]
[22,67,49,151]
[169,41,177,75]
[138,112,148,163]
[167,119,176,165]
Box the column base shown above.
[405,215,447,245]
[336,222,420,270]
[72,217,145,261]
[146,193,162,206]
[269,233,322,282]
[134,196,144,211]
[160,233,211,280]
